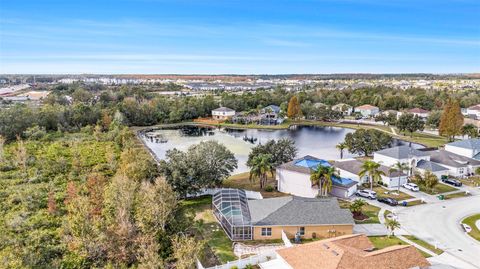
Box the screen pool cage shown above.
[212,189,253,240]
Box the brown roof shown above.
[276,234,430,269]
[408,108,430,114]
[355,104,378,110]
[468,104,480,111]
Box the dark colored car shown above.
[441,178,462,187]
[378,197,399,206]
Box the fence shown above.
[197,250,277,269]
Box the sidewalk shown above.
[397,235,438,257]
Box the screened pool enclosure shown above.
[212,189,253,240]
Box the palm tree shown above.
[359,160,385,190]
[389,162,409,193]
[249,153,274,189]
[423,171,438,193]
[349,199,366,218]
[336,142,347,159]
[310,165,339,197]
[386,219,401,237]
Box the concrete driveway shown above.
[397,195,480,269]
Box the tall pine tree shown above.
[439,99,464,141]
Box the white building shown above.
[373,146,430,173]
[444,138,480,160]
[211,107,235,120]
[331,103,353,116]
[427,150,480,177]
[354,104,380,118]
[276,156,357,198]
[466,104,480,119]
[333,159,408,189]
[406,108,430,119]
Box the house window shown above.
[261,227,272,236]
[459,168,464,174]
[298,227,305,236]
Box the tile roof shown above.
[375,145,430,159]
[446,138,480,150]
[333,159,406,178]
[468,104,480,111]
[355,104,379,110]
[408,108,430,114]
[416,160,449,172]
[276,234,430,269]
[212,106,235,112]
[248,196,354,226]
[427,150,480,168]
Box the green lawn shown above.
[404,199,425,207]
[181,196,236,265]
[404,235,444,255]
[368,236,431,258]
[459,176,480,187]
[462,214,480,241]
[373,187,413,201]
[338,199,380,224]
[419,183,457,195]
[444,191,470,200]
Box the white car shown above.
[403,183,419,192]
[356,189,377,200]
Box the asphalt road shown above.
[397,195,480,269]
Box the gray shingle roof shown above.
[212,106,235,112]
[446,138,480,150]
[416,160,449,172]
[247,196,354,226]
[333,159,406,177]
[428,150,480,168]
[375,146,429,159]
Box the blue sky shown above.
[0,0,479,74]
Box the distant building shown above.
[212,189,354,241]
[427,150,480,177]
[406,108,430,119]
[331,103,353,116]
[466,104,480,119]
[373,145,430,173]
[276,155,357,198]
[444,138,480,160]
[354,104,380,117]
[211,107,235,120]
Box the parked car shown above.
[355,189,377,200]
[378,197,399,206]
[403,183,419,192]
[442,178,462,187]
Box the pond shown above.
[141,125,422,173]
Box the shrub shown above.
[264,185,274,192]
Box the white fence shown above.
[187,188,263,200]
[197,250,277,269]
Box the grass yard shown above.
[462,214,480,242]
[373,186,413,201]
[181,196,236,265]
[223,172,288,198]
[444,191,470,200]
[404,199,425,207]
[338,199,381,224]
[404,235,444,255]
[368,236,431,258]
[419,183,457,195]
[459,176,480,187]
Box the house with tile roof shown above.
[406,108,430,119]
[211,106,235,120]
[276,155,358,198]
[354,104,380,118]
[259,234,430,269]
[466,104,480,120]
[212,189,354,241]
[333,159,408,189]
[444,138,480,160]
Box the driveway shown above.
[397,195,480,269]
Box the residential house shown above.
[406,108,430,119]
[331,103,353,116]
[260,234,430,269]
[466,104,480,119]
[373,145,430,174]
[444,138,480,160]
[276,155,357,198]
[415,159,450,179]
[211,106,235,120]
[354,104,380,118]
[260,105,283,125]
[427,150,480,177]
[333,159,408,189]
[212,189,354,241]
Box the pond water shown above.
[141,125,422,173]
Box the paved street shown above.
[397,195,480,269]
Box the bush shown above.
[264,185,274,192]
[230,266,238,269]
[245,265,254,269]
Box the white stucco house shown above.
[414,159,450,179]
[276,155,357,198]
[333,159,408,189]
[373,145,430,174]
[332,103,353,116]
[444,138,480,160]
[354,104,380,118]
[211,107,235,120]
[427,150,480,177]
[466,104,480,119]
[406,108,430,119]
